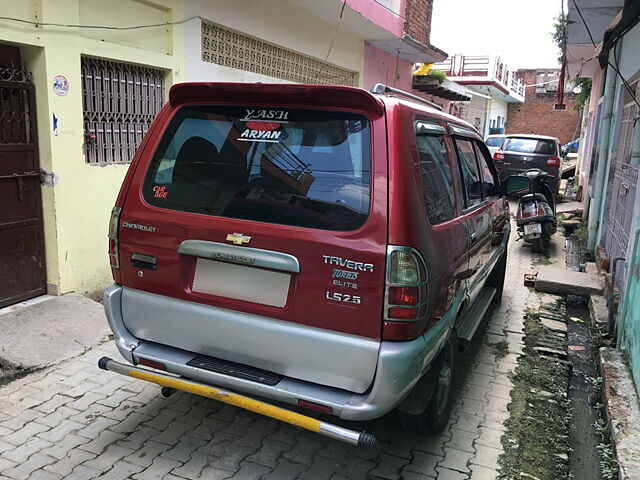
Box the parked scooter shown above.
[505,169,557,253]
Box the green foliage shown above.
[425,69,447,85]
[552,13,568,64]
[572,77,593,112]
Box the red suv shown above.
[103,82,509,438]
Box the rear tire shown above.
[397,331,457,435]
[532,237,545,253]
[487,252,507,304]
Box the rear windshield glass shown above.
[143,106,371,231]
[503,137,557,155]
[485,136,505,147]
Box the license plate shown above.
[192,259,291,307]
[524,223,542,235]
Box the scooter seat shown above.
[521,193,548,203]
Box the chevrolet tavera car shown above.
[101,82,510,444]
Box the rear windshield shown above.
[485,136,505,147]
[503,137,557,155]
[143,106,371,231]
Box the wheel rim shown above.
[435,352,452,416]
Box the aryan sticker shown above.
[238,129,282,142]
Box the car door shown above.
[451,134,493,306]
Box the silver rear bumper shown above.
[104,284,450,421]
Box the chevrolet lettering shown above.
[102,82,509,447]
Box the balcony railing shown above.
[434,54,524,99]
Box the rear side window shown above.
[485,136,505,147]
[473,142,498,197]
[416,134,456,224]
[503,137,557,155]
[454,138,483,208]
[143,106,371,231]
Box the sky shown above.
[430,0,563,70]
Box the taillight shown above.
[546,156,561,166]
[385,247,428,322]
[108,207,122,269]
[493,152,504,161]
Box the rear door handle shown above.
[470,232,478,243]
[131,253,157,270]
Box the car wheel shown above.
[532,237,545,253]
[397,330,457,435]
[487,252,507,304]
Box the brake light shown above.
[493,152,504,161]
[537,205,546,216]
[385,248,427,322]
[138,358,167,370]
[108,207,122,270]
[546,156,561,166]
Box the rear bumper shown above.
[103,284,451,421]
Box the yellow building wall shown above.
[0,0,185,299]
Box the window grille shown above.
[201,20,357,86]
[82,56,165,164]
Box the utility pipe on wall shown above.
[587,62,617,251]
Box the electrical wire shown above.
[0,15,201,30]
[322,0,347,64]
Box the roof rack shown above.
[370,83,443,111]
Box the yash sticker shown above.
[153,185,168,198]
[240,109,289,121]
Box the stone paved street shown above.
[0,219,555,479]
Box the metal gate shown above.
[604,95,639,291]
[0,45,46,307]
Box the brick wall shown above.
[459,95,488,133]
[404,0,432,44]
[505,69,580,145]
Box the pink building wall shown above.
[363,43,452,111]
[345,0,405,37]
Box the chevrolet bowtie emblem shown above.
[226,233,251,245]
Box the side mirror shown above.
[505,175,532,196]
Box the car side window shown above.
[454,138,483,208]
[415,133,456,224]
[473,141,498,198]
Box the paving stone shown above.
[198,432,236,458]
[485,395,510,414]
[82,444,135,472]
[451,412,482,434]
[76,417,119,439]
[162,437,208,463]
[34,395,71,414]
[63,465,101,480]
[481,411,509,432]
[459,398,488,416]
[435,467,468,480]
[446,428,479,454]
[65,392,109,412]
[404,451,442,476]
[43,448,97,477]
[96,460,144,480]
[0,456,18,473]
[33,406,81,429]
[487,382,512,400]
[108,412,154,434]
[218,413,254,437]
[97,389,138,409]
[197,466,235,480]
[78,430,126,455]
[298,456,342,480]
[267,423,299,446]
[131,456,182,480]
[262,458,308,480]
[245,440,290,468]
[2,453,55,480]
[38,419,84,443]
[101,400,143,422]
[143,409,183,431]
[401,472,435,480]
[40,434,89,461]
[149,421,192,446]
[469,463,499,479]
[117,426,161,450]
[382,434,420,459]
[367,453,409,479]
[124,440,171,467]
[466,372,495,387]
[315,440,351,463]
[175,404,211,426]
[227,461,272,479]
[3,421,50,446]
[170,451,211,479]
[25,470,62,480]
[470,445,501,470]
[282,436,323,466]
[414,430,451,455]
[234,426,276,449]
[463,384,491,402]
[439,447,472,474]
[1,437,53,463]
[475,427,504,448]
[0,440,14,456]
[184,417,227,441]
[211,444,255,472]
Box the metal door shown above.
[604,96,639,292]
[0,45,46,307]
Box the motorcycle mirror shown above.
[505,175,532,196]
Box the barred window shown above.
[81,56,165,164]
[201,20,357,86]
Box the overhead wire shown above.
[0,15,201,30]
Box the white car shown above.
[485,134,507,156]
